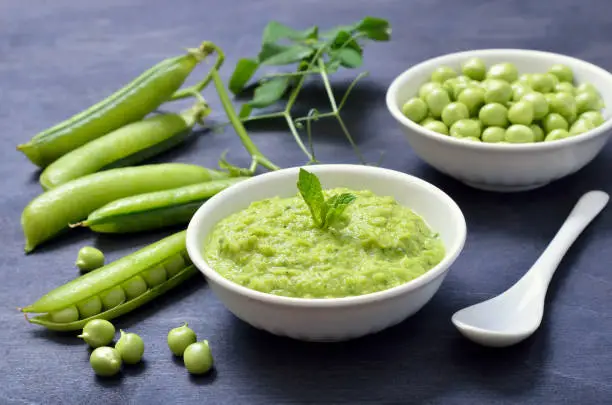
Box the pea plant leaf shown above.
[356,17,391,41]
[260,45,315,66]
[238,103,253,119]
[229,58,260,94]
[263,21,318,44]
[297,168,327,228]
[333,48,363,68]
[249,76,291,108]
[330,30,362,53]
[323,193,357,228]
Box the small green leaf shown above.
[249,77,290,108]
[261,45,315,66]
[323,193,357,228]
[297,168,326,227]
[330,30,362,53]
[356,17,391,41]
[229,58,259,95]
[258,43,290,62]
[239,104,252,119]
[321,24,358,39]
[263,21,318,44]
[334,48,363,68]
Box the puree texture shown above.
[204,188,445,298]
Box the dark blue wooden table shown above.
[2,0,612,403]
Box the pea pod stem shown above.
[169,41,225,102]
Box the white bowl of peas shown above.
[386,49,612,191]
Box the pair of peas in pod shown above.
[83,320,213,377]
[403,59,604,143]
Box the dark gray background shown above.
[2,0,612,404]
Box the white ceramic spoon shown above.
[452,190,609,348]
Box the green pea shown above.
[418,82,443,100]
[508,100,534,125]
[531,73,555,93]
[521,92,549,119]
[451,82,473,100]
[456,75,472,83]
[575,92,601,115]
[122,276,148,300]
[142,265,167,287]
[167,323,197,356]
[545,129,570,141]
[486,62,519,83]
[49,305,79,323]
[462,57,486,81]
[420,117,436,126]
[545,73,559,88]
[425,88,451,118]
[442,78,458,96]
[517,74,532,87]
[481,127,506,143]
[90,347,122,377]
[543,113,569,133]
[576,82,598,95]
[505,125,535,143]
[479,103,509,127]
[184,341,214,375]
[76,296,103,319]
[450,119,481,138]
[463,136,482,142]
[484,79,512,104]
[457,87,485,116]
[580,111,604,126]
[530,124,545,142]
[402,98,429,122]
[75,246,105,273]
[115,330,145,365]
[555,82,575,94]
[545,92,557,106]
[512,83,532,102]
[101,286,126,310]
[549,64,574,83]
[423,120,449,135]
[441,102,470,127]
[431,66,457,83]
[549,92,577,122]
[570,119,597,135]
[78,319,116,348]
[163,255,186,278]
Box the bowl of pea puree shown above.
[387,49,612,192]
[186,164,466,342]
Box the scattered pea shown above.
[479,103,509,127]
[543,113,569,133]
[418,82,442,100]
[142,265,167,287]
[122,275,148,300]
[115,330,145,365]
[78,319,116,348]
[402,98,429,122]
[484,79,513,104]
[530,73,555,93]
[545,129,570,141]
[487,62,519,83]
[423,120,449,135]
[101,286,126,310]
[50,305,79,323]
[505,125,535,143]
[76,296,103,319]
[482,127,506,143]
[548,64,574,83]
[425,88,451,118]
[431,66,457,83]
[450,119,481,138]
[441,102,470,127]
[530,124,545,142]
[90,347,122,377]
[575,92,601,115]
[521,92,549,119]
[580,111,604,126]
[462,57,486,80]
[75,246,105,273]
[457,87,485,116]
[167,323,197,356]
[183,341,214,375]
[508,100,534,125]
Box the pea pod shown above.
[39,102,211,190]
[22,231,197,331]
[74,177,248,233]
[17,42,218,168]
[21,163,228,252]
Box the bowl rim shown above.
[386,48,612,151]
[186,164,467,308]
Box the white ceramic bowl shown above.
[386,49,612,192]
[186,164,466,342]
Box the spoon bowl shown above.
[452,190,609,347]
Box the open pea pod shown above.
[22,230,199,331]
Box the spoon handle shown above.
[527,190,609,287]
